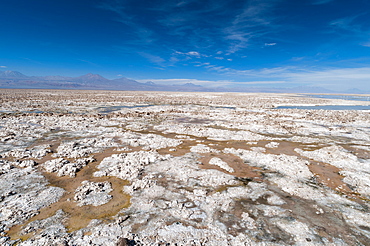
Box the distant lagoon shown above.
[275,105,370,110]
[304,94,370,101]
[276,94,370,110]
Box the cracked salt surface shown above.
[74,181,113,206]
[1,90,370,245]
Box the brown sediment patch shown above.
[196,139,346,191]
[341,144,370,159]
[263,185,365,245]
[205,125,243,132]
[279,193,361,244]
[198,153,263,182]
[7,147,131,241]
[8,133,127,164]
[175,117,212,124]
[260,140,323,156]
[215,182,365,245]
[157,140,197,157]
[307,161,361,200]
[134,128,266,187]
[157,138,255,158]
[227,199,294,243]
[256,141,361,198]
[133,127,262,157]
[157,133,354,193]
[263,141,364,200]
[208,138,366,201]
[267,142,368,201]
[212,140,253,151]
[262,140,299,155]
[28,130,65,148]
[123,129,198,157]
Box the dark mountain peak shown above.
[113,77,141,85]
[0,70,28,78]
[145,81,156,85]
[41,75,73,81]
[0,71,208,91]
[75,73,109,83]
[180,83,202,87]
[78,73,107,80]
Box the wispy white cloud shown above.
[98,0,282,58]
[194,62,210,67]
[77,59,100,67]
[138,52,166,66]
[291,57,305,61]
[175,51,206,58]
[197,63,295,77]
[231,0,273,27]
[98,0,126,17]
[330,15,362,32]
[239,80,284,86]
[224,0,278,53]
[176,1,194,7]
[254,67,370,90]
[196,59,370,90]
[136,78,231,87]
[283,67,370,87]
[97,0,154,45]
[138,66,370,91]
[224,32,252,53]
[137,78,287,88]
[0,66,7,68]
[312,0,334,5]
[264,42,276,46]
[187,51,201,56]
[170,56,180,63]
[204,64,231,73]
[22,57,43,64]
[230,80,286,85]
[329,14,370,47]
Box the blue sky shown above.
[1,0,370,91]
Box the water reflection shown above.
[305,94,370,101]
[276,105,370,110]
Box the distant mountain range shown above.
[0,71,210,92]
[0,70,367,94]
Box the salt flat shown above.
[1,89,370,245]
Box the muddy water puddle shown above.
[260,140,364,199]
[307,161,354,194]
[154,130,360,199]
[199,153,263,182]
[260,140,322,155]
[253,140,354,195]
[175,117,212,124]
[6,123,370,241]
[270,186,363,245]
[7,147,131,241]
[341,144,370,159]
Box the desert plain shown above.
[1,89,370,245]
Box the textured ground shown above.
[1,89,370,245]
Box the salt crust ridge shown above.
[0,164,64,232]
[295,146,370,197]
[74,180,113,206]
[1,91,370,245]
